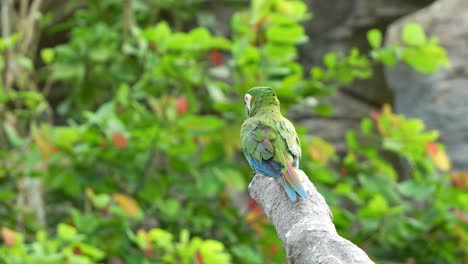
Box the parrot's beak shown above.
[244,94,252,116]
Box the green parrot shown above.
[240,87,308,202]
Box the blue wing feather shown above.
[245,155,282,178]
[278,177,297,202]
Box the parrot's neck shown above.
[249,96,281,117]
[253,105,281,117]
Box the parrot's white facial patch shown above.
[244,94,252,115]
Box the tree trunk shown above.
[248,170,374,264]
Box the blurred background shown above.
[0,0,467,263]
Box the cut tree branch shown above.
[248,170,374,264]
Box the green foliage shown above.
[315,106,468,263]
[367,29,382,49]
[0,0,465,263]
[0,225,105,264]
[231,0,310,98]
[402,23,427,46]
[369,24,449,73]
[131,228,231,263]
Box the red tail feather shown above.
[282,156,308,200]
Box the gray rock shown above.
[291,0,434,154]
[299,0,434,105]
[290,91,375,153]
[385,0,468,169]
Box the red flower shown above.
[426,141,438,155]
[176,96,189,115]
[340,168,348,176]
[112,133,128,149]
[144,247,153,258]
[195,250,204,264]
[454,209,468,223]
[208,49,223,66]
[370,111,381,121]
[269,244,278,254]
[72,245,82,255]
[247,198,263,216]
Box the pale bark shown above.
[248,170,374,264]
[1,0,46,228]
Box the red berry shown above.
[195,251,204,264]
[208,49,223,66]
[112,133,128,149]
[176,96,189,115]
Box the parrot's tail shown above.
[277,159,309,202]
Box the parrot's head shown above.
[244,86,280,117]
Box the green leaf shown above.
[373,47,398,66]
[333,182,353,195]
[92,194,111,209]
[196,169,222,196]
[57,223,78,240]
[89,47,112,62]
[53,126,80,149]
[324,52,337,68]
[3,123,25,147]
[360,118,373,135]
[76,242,105,260]
[139,179,168,202]
[382,138,403,152]
[70,209,98,234]
[51,64,85,81]
[266,25,306,44]
[41,48,55,64]
[311,67,324,80]
[66,254,90,264]
[199,239,231,264]
[398,180,433,201]
[265,43,296,61]
[0,33,21,51]
[314,103,333,117]
[181,115,225,134]
[214,167,246,191]
[402,23,427,46]
[346,130,358,149]
[148,229,173,250]
[308,136,336,165]
[143,21,172,43]
[268,14,297,25]
[159,198,180,218]
[232,245,262,264]
[180,229,190,246]
[310,166,338,184]
[358,194,389,218]
[16,55,33,71]
[402,43,449,73]
[367,29,382,49]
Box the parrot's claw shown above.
[251,171,256,177]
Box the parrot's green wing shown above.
[276,117,301,160]
[241,119,276,162]
[241,117,308,201]
[241,117,301,168]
